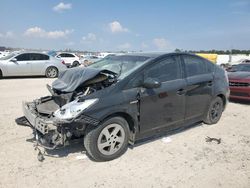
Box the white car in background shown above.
[56,52,80,67]
[0,51,10,58]
[81,55,102,64]
[0,52,67,78]
[237,59,250,64]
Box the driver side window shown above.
[15,54,31,61]
[126,56,182,89]
[144,56,182,82]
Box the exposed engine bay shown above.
[16,67,118,155]
[37,67,117,116]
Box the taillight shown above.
[61,60,65,65]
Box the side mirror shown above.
[10,58,17,62]
[143,78,161,89]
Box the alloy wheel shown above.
[210,102,221,120]
[97,123,125,156]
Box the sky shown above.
[0,0,250,51]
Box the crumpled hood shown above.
[228,71,250,80]
[52,67,116,92]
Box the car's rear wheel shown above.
[45,66,58,78]
[84,117,130,161]
[0,69,2,78]
[72,61,80,67]
[203,97,224,125]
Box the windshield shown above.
[88,55,150,79]
[0,53,16,60]
[234,64,250,72]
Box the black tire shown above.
[203,97,224,125]
[72,61,80,67]
[45,66,58,78]
[0,69,2,78]
[84,117,130,162]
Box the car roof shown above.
[115,52,192,59]
[58,52,75,54]
[19,51,49,55]
[122,52,166,58]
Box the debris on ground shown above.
[34,145,45,162]
[76,155,88,160]
[205,136,221,144]
[162,137,172,144]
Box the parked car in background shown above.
[0,52,5,58]
[80,55,102,65]
[240,59,250,64]
[18,53,229,161]
[230,59,250,65]
[97,52,116,59]
[228,63,250,101]
[0,52,67,78]
[0,51,10,58]
[56,52,80,67]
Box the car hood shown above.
[52,67,117,92]
[228,71,250,80]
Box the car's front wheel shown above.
[203,97,224,125]
[84,117,130,161]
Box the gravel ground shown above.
[0,78,249,188]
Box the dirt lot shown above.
[0,78,249,188]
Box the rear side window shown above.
[30,53,49,61]
[58,53,66,57]
[183,55,213,77]
[66,53,75,57]
[41,54,49,60]
[144,56,182,82]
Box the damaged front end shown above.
[21,99,100,149]
[17,67,117,150]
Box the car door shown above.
[139,55,186,133]
[30,53,50,75]
[181,54,213,120]
[7,53,32,76]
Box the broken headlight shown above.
[54,99,98,120]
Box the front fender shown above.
[0,63,7,76]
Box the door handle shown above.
[177,88,186,95]
[207,81,213,86]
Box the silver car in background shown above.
[0,52,67,78]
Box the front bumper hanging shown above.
[17,101,100,148]
[22,101,56,134]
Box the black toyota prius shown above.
[18,52,229,161]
